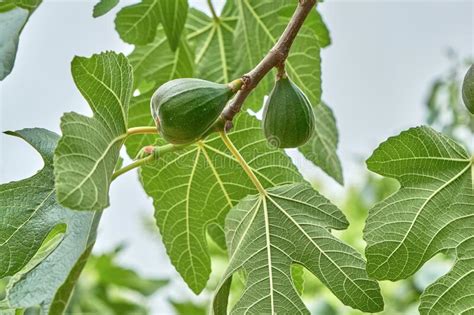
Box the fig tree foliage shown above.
[0,0,472,314]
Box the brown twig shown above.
[220,0,317,122]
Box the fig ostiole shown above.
[262,74,315,148]
[151,78,241,144]
[462,65,474,114]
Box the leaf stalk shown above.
[112,143,187,180]
[219,131,267,195]
[126,126,158,136]
[207,0,219,21]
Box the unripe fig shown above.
[262,75,315,148]
[462,65,474,114]
[151,78,239,144]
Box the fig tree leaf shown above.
[124,91,157,158]
[0,128,100,314]
[54,52,133,211]
[233,0,326,110]
[299,103,343,184]
[139,112,304,293]
[311,9,331,48]
[232,1,343,181]
[212,183,383,314]
[157,0,188,51]
[93,0,119,18]
[115,0,160,45]
[363,126,474,314]
[128,27,194,92]
[186,2,236,83]
[0,0,41,80]
[419,237,474,314]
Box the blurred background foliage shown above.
[1,56,471,315]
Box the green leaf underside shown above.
[363,126,473,314]
[233,0,324,110]
[186,2,236,83]
[419,237,474,314]
[157,0,188,51]
[139,112,304,293]
[0,128,100,313]
[93,0,119,18]
[213,183,383,314]
[128,27,194,92]
[54,52,133,211]
[232,0,342,183]
[124,90,157,158]
[0,0,42,80]
[115,0,160,45]
[299,103,343,184]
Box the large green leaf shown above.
[213,183,383,314]
[233,0,325,109]
[186,2,236,83]
[231,0,342,182]
[139,112,304,293]
[157,0,188,51]
[0,128,100,314]
[0,0,41,80]
[419,237,474,314]
[128,27,194,92]
[54,52,133,211]
[124,91,157,158]
[299,103,343,184]
[363,126,474,314]
[115,0,160,45]
[125,29,194,157]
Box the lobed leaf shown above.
[139,112,304,293]
[54,52,133,211]
[419,237,474,314]
[157,0,188,51]
[0,128,100,314]
[299,103,343,184]
[363,126,474,314]
[128,27,194,92]
[186,2,236,83]
[233,0,326,110]
[0,0,41,80]
[231,0,342,183]
[213,183,383,314]
[115,0,160,45]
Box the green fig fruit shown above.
[151,78,238,144]
[462,65,474,114]
[262,75,315,148]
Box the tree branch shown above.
[221,0,317,123]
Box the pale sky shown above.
[0,1,472,313]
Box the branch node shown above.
[224,120,233,132]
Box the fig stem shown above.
[219,131,267,195]
[221,0,317,122]
[112,155,154,181]
[112,143,187,181]
[126,126,158,136]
